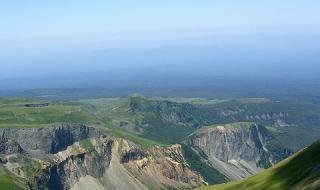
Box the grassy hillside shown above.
[1,96,320,188]
[1,95,320,149]
[198,140,320,190]
[73,95,320,149]
[126,96,320,149]
[74,96,200,143]
[0,174,26,190]
[0,164,27,190]
[0,97,98,128]
[181,145,228,185]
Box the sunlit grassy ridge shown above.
[0,97,97,126]
[76,95,197,146]
[0,174,26,190]
[74,96,320,149]
[0,97,162,147]
[151,97,226,105]
[198,140,320,190]
[72,97,164,147]
[1,96,320,188]
[0,164,27,190]
[1,96,319,150]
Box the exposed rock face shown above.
[0,138,24,154]
[189,124,270,163]
[116,140,205,189]
[245,112,286,121]
[28,139,204,190]
[0,125,204,190]
[186,123,291,179]
[0,124,101,154]
[29,137,113,190]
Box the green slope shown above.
[2,95,319,151]
[0,164,27,190]
[198,140,320,190]
[0,97,97,127]
[73,95,320,149]
[181,145,228,185]
[0,174,26,190]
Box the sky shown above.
[1,1,319,43]
[0,1,320,87]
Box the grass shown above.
[102,122,164,147]
[141,114,195,143]
[0,96,45,106]
[73,97,164,147]
[0,97,98,128]
[1,95,320,152]
[1,96,320,189]
[236,98,270,104]
[4,155,42,181]
[0,123,52,128]
[0,97,164,147]
[79,139,95,151]
[151,97,225,105]
[182,145,228,185]
[19,157,41,180]
[198,140,320,190]
[74,96,188,146]
[126,96,203,142]
[0,105,96,124]
[73,96,320,151]
[0,174,26,190]
[72,96,200,144]
[0,164,27,190]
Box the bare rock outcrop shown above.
[0,124,101,154]
[186,123,292,179]
[0,124,204,190]
[117,140,205,189]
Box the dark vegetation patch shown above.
[141,114,195,143]
[121,149,148,163]
[182,144,228,185]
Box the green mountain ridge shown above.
[1,96,320,189]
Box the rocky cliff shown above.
[186,123,291,179]
[29,137,113,190]
[0,124,101,154]
[117,140,204,189]
[0,124,204,190]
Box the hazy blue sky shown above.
[1,1,319,45]
[0,1,320,86]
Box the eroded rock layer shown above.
[0,124,204,190]
[186,123,291,179]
